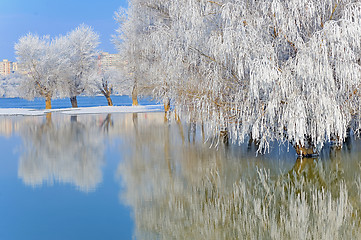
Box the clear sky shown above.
[0,0,128,62]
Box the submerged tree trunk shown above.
[132,85,138,106]
[220,129,229,145]
[70,96,78,108]
[294,139,318,157]
[45,95,52,109]
[201,122,205,143]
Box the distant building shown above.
[97,52,123,72]
[0,59,18,76]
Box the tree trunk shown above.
[164,98,171,112]
[220,129,229,145]
[345,127,352,151]
[201,122,205,143]
[294,144,318,157]
[164,98,170,122]
[45,95,52,109]
[132,85,138,106]
[70,96,78,108]
[106,95,113,106]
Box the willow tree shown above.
[88,68,125,106]
[114,7,137,105]
[61,25,100,108]
[15,34,62,109]
[114,3,171,106]
[120,0,361,155]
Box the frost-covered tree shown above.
[0,73,22,98]
[114,5,165,106]
[15,26,100,109]
[60,25,100,107]
[88,68,128,106]
[15,34,63,109]
[119,0,361,155]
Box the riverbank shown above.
[0,105,163,116]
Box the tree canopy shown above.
[116,0,361,153]
[15,25,101,109]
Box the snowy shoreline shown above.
[0,105,164,116]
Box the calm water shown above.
[0,98,361,239]
[0,96,155,109]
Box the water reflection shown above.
[0,112,360,238]
[17,114,105,192]
[118,113,361,239]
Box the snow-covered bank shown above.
[0,105,163,116]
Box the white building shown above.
[0,59,18,76]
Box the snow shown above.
[0,105,163,116]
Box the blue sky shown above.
[0,0,128,62]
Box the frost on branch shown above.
[61,25,100,108]
[117,0,361,154]
[0,73,22,98]
[88,68,129,106]
[15,34,58,109]
[14,25,100,109]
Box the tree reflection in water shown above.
[18,113,105,192]
[118,113,361,240]
[0,112,360,238]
